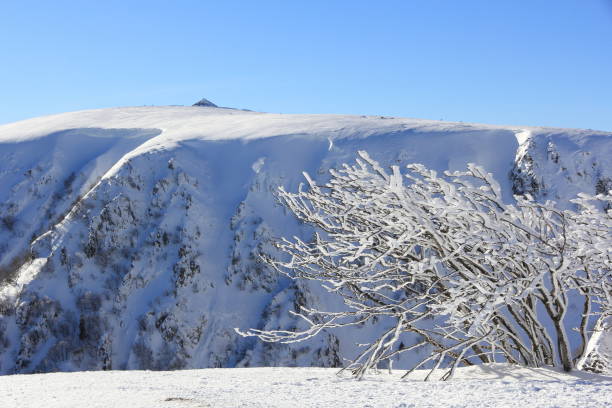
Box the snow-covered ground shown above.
[0,364,610,408]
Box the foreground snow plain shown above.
[0,364,610,408]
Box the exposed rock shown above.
[193,98,218,107]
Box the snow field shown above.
[0,364,610,408]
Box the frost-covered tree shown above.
[237,151,611,379]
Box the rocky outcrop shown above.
[192,98,218,107]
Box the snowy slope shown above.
[0,365,610,408]
[0,105,610,374]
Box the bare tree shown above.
[237,151,611,379]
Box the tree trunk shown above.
[553,317,573,372]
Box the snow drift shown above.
[1,364,610,408]
[0,105,610,374]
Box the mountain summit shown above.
[192,97,218,107]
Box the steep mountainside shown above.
[0,106,610,374]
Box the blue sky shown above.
[1,0,611,130]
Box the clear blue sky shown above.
[1,0,612,130]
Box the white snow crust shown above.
[0,364,609,408]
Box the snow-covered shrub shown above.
[238,151,611,379]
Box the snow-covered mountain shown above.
[0,104,610,374]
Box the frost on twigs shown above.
[237,152,611,380]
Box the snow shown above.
[514,129,532,145]
[2,105,607,146]
[1,106,608,202]
[252,157,266,174]
[0,364,609,408]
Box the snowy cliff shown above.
[0,105,610,374]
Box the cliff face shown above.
[510,129,612,207]
[0,106,610,374]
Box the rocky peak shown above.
[193,98,218,108]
